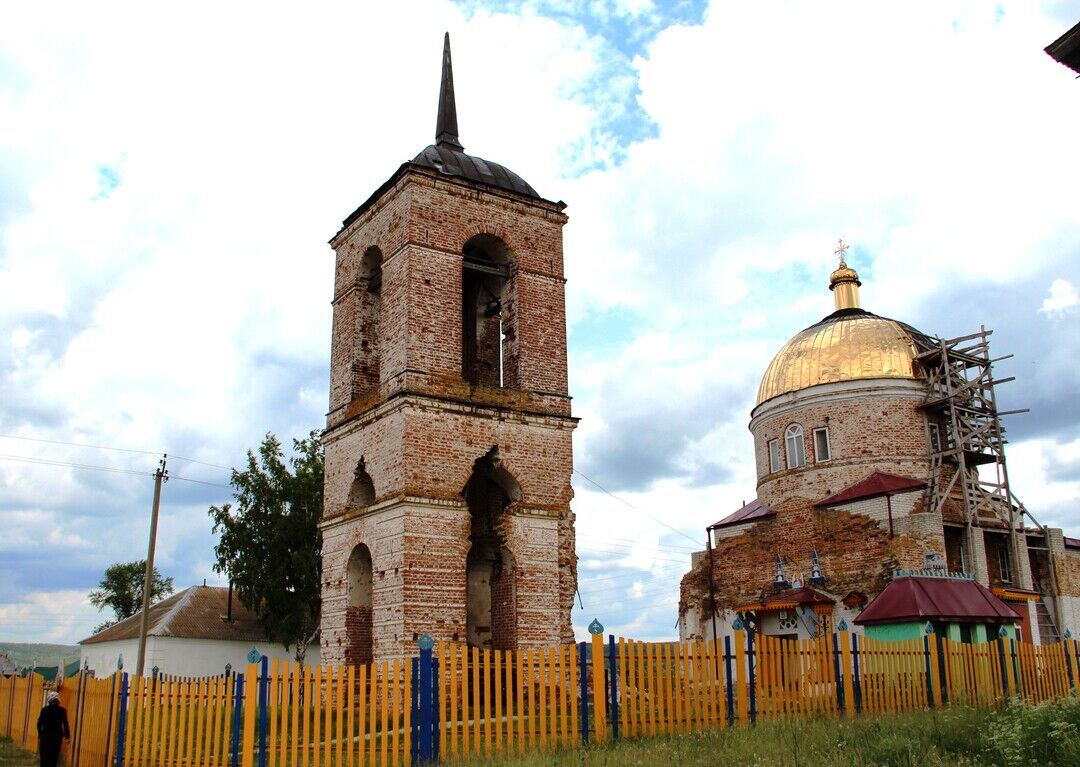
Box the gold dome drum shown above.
[755,313,922,407]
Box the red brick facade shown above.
[320,166,577,663]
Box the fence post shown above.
[734,630,748,723]
[607,635,619,741]
[746,630,756,724]
[935,634,948,707]
[1006,639,1015,700]
[416,634,434,763]
[113,673,129,767]
[241,665,258,767]
[723,636,734,725]
[831,633,844,714]
[258,657,269,767]
[839,630,854,716]
[923,635,935,708]
[1063,633,1075,692]
[21,671,33,744]
[5,672,14,737]
[432,656,441,762]
[997,638,1010,699]
[410,657,420,764]
[590,630,606,742]
[231,672,244,767]
[851,634,862,714]
[578,642,589,746]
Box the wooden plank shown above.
[569,645,580,749]
[494,650,503,754]
[590,634,606,742]
[347,665,356,767]
[515,647,525,753]
[524,649,534,752]
[735,633,748,723]
[471,646,481,756]
[438,643,448,760]
[380,660,391,767]
[450,644,460,759]
[391,660,401,767]
[402,657,412,767]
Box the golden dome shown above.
[755,244,925,407]
[755,312,922,406]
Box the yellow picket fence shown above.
[3,631,1079,767]
[0,671,45,752]
[435,642,581,760]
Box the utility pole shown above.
[136,455,168,677]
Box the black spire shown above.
[435,33,463,150]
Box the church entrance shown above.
[464,448,520,649]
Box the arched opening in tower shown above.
[461,235,514,388]
[348,457,375,508]
[464,448,520,649]
[346,542,374,665]
[356,246,382,398]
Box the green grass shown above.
[443,696,1080,767]
[0,737,38,766]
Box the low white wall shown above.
[81,637,321,678]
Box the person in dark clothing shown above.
[36,693,70,767]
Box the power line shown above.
[578,533,698,552]
[0,453,152,478]
[170,475,231,489]
[0,433,158,456]
[573,469,702,546]
[0,433,235,473]
[170,455,233,472]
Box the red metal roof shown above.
[735,586,834,613]
[854,576,1022,626]
[814,472,926,508]
[709,498,774,530]
[1064,537,1080,550]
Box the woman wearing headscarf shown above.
[36,693,70,767]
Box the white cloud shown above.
[2,1,1079,644]
[0,591,100,644]
[1039,279,1079,316]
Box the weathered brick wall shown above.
[680,379,949,641]
[750,380,933,507]
[321,166,576,663]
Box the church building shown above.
[318,35,578,664]
[679,245,1080,646]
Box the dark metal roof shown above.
[411,143,538,198]
[1046,21,1080,75]
[854,576,1022,626]
[814,472,926,508]
[708,498,774,530]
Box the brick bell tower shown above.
[319,34,578,664]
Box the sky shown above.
[2,0,1079,645]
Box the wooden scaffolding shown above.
[916,327,1061,640]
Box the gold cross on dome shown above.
[834,238,849,266]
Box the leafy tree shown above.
[89,560,174,633]
[209,431,323,663]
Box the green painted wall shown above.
[867,621,1017,644]
[865,622,926,642]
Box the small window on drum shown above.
[813,427,831,462]
[785,424,806,469]
[929,423,941,453]
[768,439,782,473]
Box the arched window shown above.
[785,424,806,469]
[464,447,521,650]
[348,458,375,508]
[461,235,514,387]
[356,247,382,398]
[346,543,374,665]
